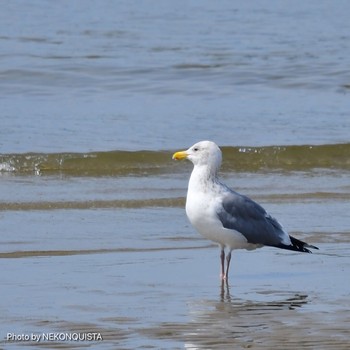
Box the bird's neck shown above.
[188,165,218,192]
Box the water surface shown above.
[1,1,350,349]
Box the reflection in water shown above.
[183,284,310,349]
[220,280,308,310]
[220,280,232,303]
[142,285,312,350]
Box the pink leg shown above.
[225,251,232,281]
[220,249,225,280]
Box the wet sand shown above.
[1,205,349,349]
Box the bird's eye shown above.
[193,147,199,152]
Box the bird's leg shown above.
[225,251,232,281]
[220,249,225,280]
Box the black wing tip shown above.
[279,236,319,253]
[307,244,319,251]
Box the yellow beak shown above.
[172,150,188,160]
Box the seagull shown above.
[172,140,318,280]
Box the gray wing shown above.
[216,190,288,247]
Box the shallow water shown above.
[1,167,349,349]
[1,1,350,349]
[1,237,350,349]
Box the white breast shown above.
[184,166,259,250]
[185,188,252,250]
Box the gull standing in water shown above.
[172,140,318,281]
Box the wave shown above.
[1,143,349,176]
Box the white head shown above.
[172,140,222,171]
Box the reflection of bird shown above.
[173,140,318,281]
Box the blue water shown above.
[1,2,350,349]
[1,0,349,153]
